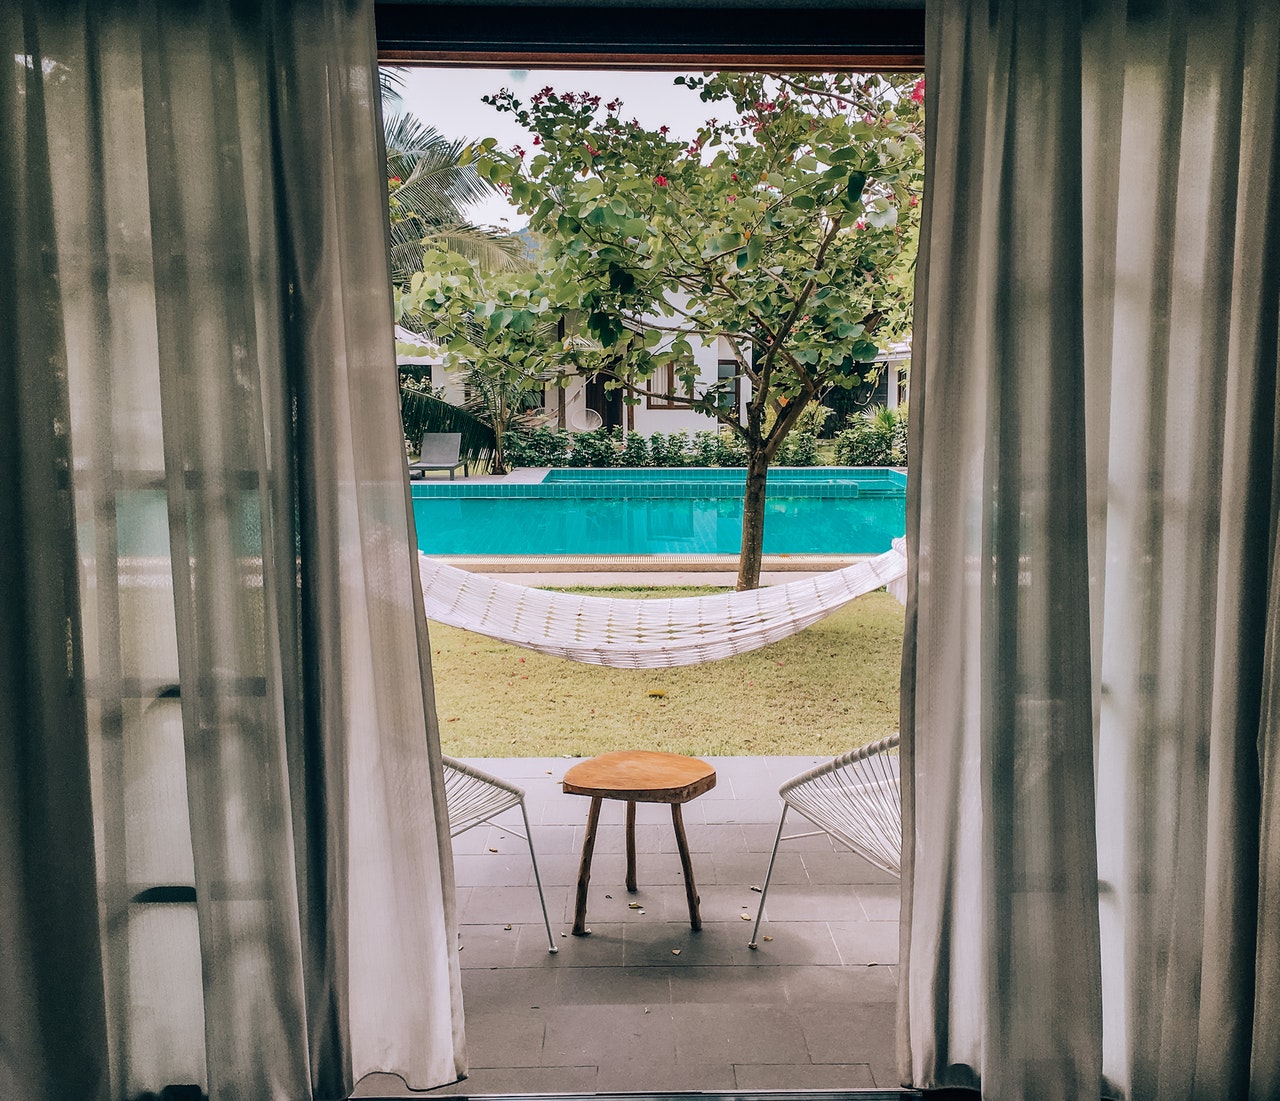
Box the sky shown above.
[392,67,712,229]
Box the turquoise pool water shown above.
[411,467,905,556]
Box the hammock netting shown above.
[418,538,907,668]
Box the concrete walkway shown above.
[355,755,900,1096]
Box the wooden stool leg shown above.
[671,803,701,931]
[572,797,602,936]
[625,800,638,893]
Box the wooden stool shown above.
[562,750,717,936]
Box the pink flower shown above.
[659,125,670,136]
[911,78,925,104]
[532,134,541,146]
[855,219,867,230]
[728,194,737,202]
[908,195,918,207]
[654,175,668,187]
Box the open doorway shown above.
[372,9,922,1094]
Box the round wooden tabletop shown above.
[562,750,717,804]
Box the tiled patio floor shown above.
[356,755,900,1096]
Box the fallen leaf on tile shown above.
[750,885,763,892]
[605,894,612,899]
[763,936,773,942]
[740,913,752,920]
[638,910,646,915]
[628,902,643,909]
[488,847,498,853]
[671,948,681,956]
[503,924,513,931]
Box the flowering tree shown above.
[482,73,924,589]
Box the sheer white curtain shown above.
[902,1,1280,1098]
[1,2,465,1099]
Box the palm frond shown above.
[400,385,496,465]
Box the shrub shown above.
[505,427,572,468]
[714,431,748,467]
[775,429,820,467]
[568,427,619,467]
[618,430,651,467]
[691,431,721,467]
[832,405,906,466]
[649,431,691,467]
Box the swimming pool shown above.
[410,467,905,556]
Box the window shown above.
[646,359,695,409]
[716,358,742,419]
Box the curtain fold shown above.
[904,1,1280,1098]
[1,2,466,1098]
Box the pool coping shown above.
[434,553,874,574]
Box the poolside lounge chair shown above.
[749,734,901,949]
[442,756,558,953]
[409,432,466,479]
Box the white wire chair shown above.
[748,734,901,949]
[568,407,603,431]
[442,756,558,953]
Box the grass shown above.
[429,585,904,758]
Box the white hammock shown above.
[417,539,907,669]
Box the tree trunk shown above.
[737,449,770,590]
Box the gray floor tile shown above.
[827,920,900,965]
[462,1007,546,1067]
[803,850,899,885]
[544,922,626,964]
[666,883,768,925]
[779,963,898,1004]
[459,883,572,926]
[751,883,864,922]
[666,962,790,1004]
[431,1066,599,1094]
[523,824,580,855]
[457,925,522,969]
[734,1063,877,1089]
[799,998,897,1064]
[741,822,837,852]
[453,851,534,888]
[541,1004,678,1067]
[573,821,666,855]
[461,964,559,1007]
[554,965,672,1006]
[711,850,808,886]
[623,921,743,967]
[672,1003,808,1065]
[596,1060,737,1093]
[855,883,902,921]
[731,921,843,965]
[700,796,782,824]
[658,823,748,853]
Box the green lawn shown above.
[429,585,904,758]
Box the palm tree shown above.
[384,111,526,284]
